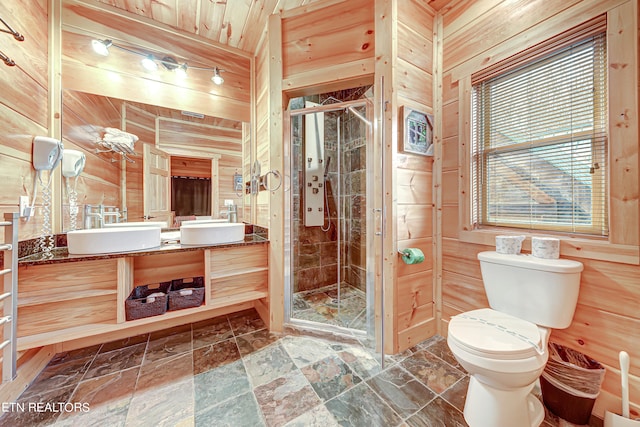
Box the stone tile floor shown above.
[292,284,367,331]
[0,308,603,427]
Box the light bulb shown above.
[211,68,224,85]
[141,55,158,71]
[91,39,112,56]
[176,64,188,79]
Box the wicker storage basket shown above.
[125,282,171,321]
[168,276,205,311]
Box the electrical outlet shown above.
[19,196,30,218]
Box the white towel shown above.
[103,128,139,151]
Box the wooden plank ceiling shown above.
[95,0,456,54]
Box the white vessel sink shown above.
[67,227,162,255]
[180,219,228,225]
[104,221,167,228]
[180,222,245,245]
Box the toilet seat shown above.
[449,308,542,360]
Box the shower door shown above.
[285,98,382,352]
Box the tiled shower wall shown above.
[291,98,368,294]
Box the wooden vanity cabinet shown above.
[16,242,269,351]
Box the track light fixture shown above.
[91,38,224,86]
[211,67,224,85]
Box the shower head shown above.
[347,106,371,126]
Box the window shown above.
[471,19,608,236]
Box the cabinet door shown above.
[143,144,171,223]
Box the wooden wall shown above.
[394,1,437,352]
[0,1,50,240]
[437,0,639,417]
[254,31,270,228]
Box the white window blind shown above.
[471,18,608,236]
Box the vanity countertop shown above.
[18,234,269,266]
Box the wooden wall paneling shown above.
[457,77,471,232]
[442,238,483,278]
[396,59,433,107]
[445,0,581,71]
[268,12,284,332]
[441,270,488,314]
[171,157,212,179]
[433,11,444,335]
[0,2,50,240]
[399,0,435,35]
[374,0,399,354]
[552,304,640,396]
[0,1,48,88]
[442,72,458,104]
[280,0,374,78]
[397,205,433,241]
[441,136,459,171]
[254,34,270,228]
[441,205,459,238]
[607,1,639,246]
[441,170,458,206]
[396,169,433,205]
[397,24,433,74]
[237,0,280,53]
[447,0,629,80]
[397,271,434,321]
[578,259,640,319]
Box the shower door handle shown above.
[373,208,383,236]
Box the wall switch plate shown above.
[19,196,30,218]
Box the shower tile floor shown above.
[1,308,603,427]
[292,283,367,331]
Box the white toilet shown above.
[447,251,583,427]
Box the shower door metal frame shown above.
[283,99,381,344]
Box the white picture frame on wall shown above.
[400,106,434,156]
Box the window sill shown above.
[458,229,640,265]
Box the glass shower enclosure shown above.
[285,95,380,349]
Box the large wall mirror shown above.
[59,0,253,231]
[61,90,249,230]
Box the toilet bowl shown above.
[447,251,583,427]
[448,308,549,427]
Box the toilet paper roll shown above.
[532,237,560,259]
[400,248,425,265]
[495,235,525,254]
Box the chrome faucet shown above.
[84,204,121,228]
[220,204,238,223]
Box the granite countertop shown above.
[18,234,269,266]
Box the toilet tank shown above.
[478,251,583,329]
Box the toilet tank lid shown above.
[478,251,583,273]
